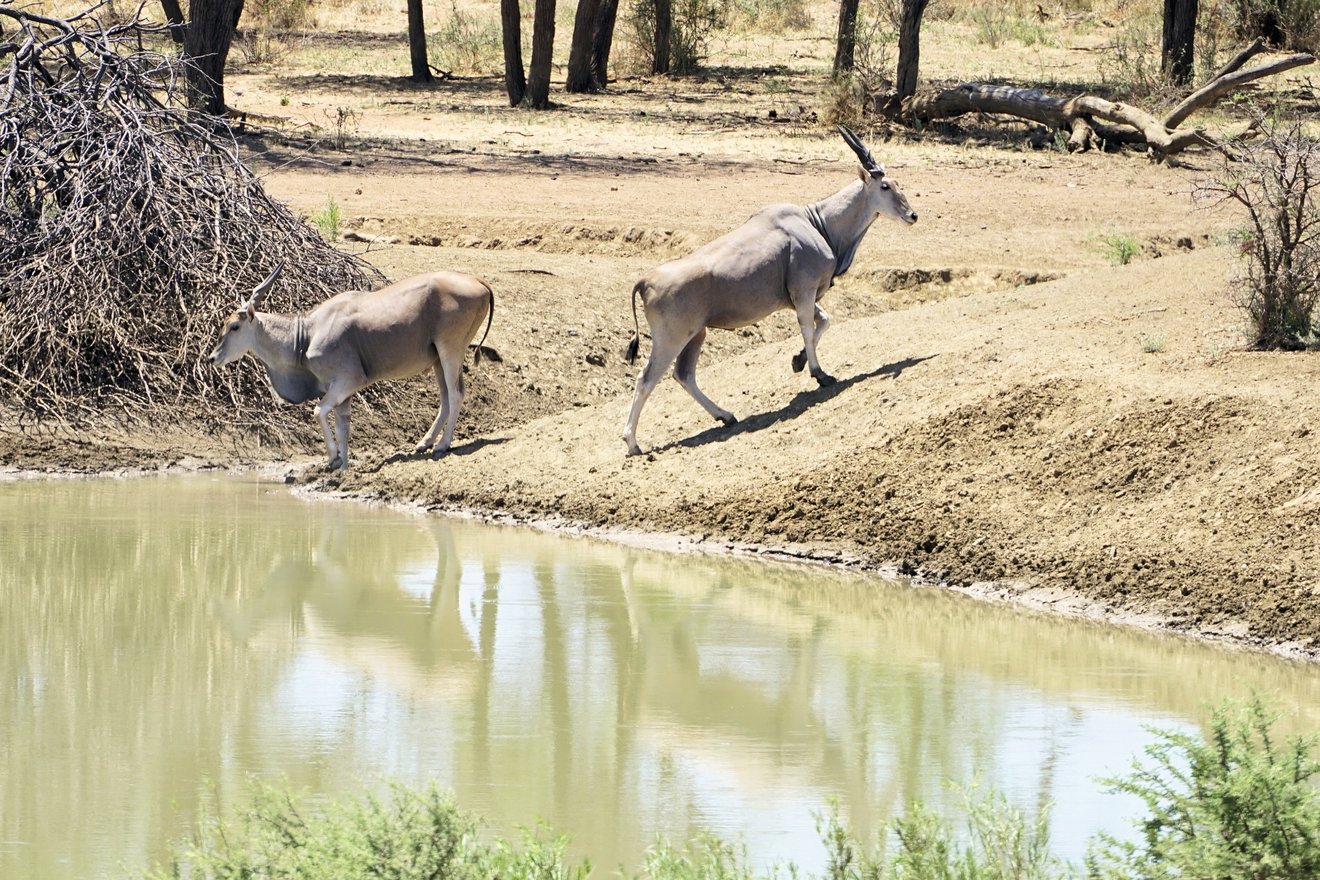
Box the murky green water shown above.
[3,475,1320,879]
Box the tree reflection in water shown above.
[4,475,1320,880]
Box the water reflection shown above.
[2,475,1319,880]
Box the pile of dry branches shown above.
[0,4,383,436]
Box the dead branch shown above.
[1163,52,1317,129]
[900,45,1315,158]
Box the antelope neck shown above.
[255,312,311,369]
[807,183,875,278]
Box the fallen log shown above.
[899,48,1315,159]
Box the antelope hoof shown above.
[791,350,806,373]
[413,441,432,455]
[326,456,345,472]
[432,444,451,459]
[814,371,837,387]
[625,441,643,457]
[719,413,738,426]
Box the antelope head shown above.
[838,124,918,225]
[206,261,284,367]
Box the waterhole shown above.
[2,474,1318,879]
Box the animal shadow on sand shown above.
[652,354,936,455]
[369,436,510,472]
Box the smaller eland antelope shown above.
[622,125,918,456]
[208,264,494,470]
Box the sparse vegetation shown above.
[822,5,895,125]
[1098,233,1141,265]
[324,105,360,150]
[732,0,812,32]
[1141,333,1166,353]
[1096,18,1180,104]
[310,196,343,241]
[1228,0,1320,50]
[1198,115,1320,350]
[429,1,502,74]
[626,0,731,73]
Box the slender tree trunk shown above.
[183,0,245,114]
[833,0,860,75]
[159,0,185,45]
[653,0,671,74]
[566,0,601,92]
[501,0,527,106]
[1161,0,1198,85]
[591,0,620,86]
[894,0,929,103]
[525,0,556,108]
[407,0,433,82]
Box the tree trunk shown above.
[566,0,601,92]
[159,0,185,45]
[182,0,245,114]
[833,0,860,76]
[525,0,556,108]
[591,0,620,86]
[407,0,433,82]
[501,0,527,106]
[653,0,671,74]
[894,0,929,104]
[1161,0,1197,85]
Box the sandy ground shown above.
[6,7,1319,659]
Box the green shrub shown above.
[310,196,342,241]
[1088,696,1320,880]
[1097,233,1140,266]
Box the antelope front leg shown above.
[315,401,341,470]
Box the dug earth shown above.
[5,135,1319,662]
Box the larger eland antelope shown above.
[208,264,494,470]
[621,125,917,456]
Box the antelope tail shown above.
[624,280,643,365]
[472,288,497,365]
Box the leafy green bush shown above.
[1088,696,1320,879]
[1097,233,1140,266]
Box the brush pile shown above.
[0,4,382,436]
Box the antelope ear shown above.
[857,164,868,182]
[244,300,257,319]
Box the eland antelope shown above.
[208,264,494,470]
[621,125,918,456]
